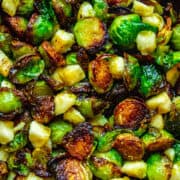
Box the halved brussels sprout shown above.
[39,41,65,67]
[142,128,174,152]
[76,96,109,118]
[26,13,54,45]
[0,160,8,177]
[121,161,147,179]
[5,16,28,38]
[53,158,92,180]
[139,64,163,97]
[113,133,144,160]
[0,50,13,77]
[150,114,164,130]
[51,29,75,54]
[62,122,94,160]
[109,14,157,49]
[11,40,36,60]
[147,153,173,180]
[8,149,33,176]
[114,98,149,129]
[171,24,180,50]
[9,54,45,84]
[0,120,14,145]
[0,88,23,118]
[49,120,72,146]
[123,54,141,91]
[92,0,108,20]
[88,55,113,93]
[16,0,34,16]
[89,149,122,180]
[74,17,106,50]
[31,96,55,124]
[97,130,122,152]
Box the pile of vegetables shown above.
[0,0,179,179]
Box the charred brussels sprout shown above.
[147,153,172,180]
[62,122,94,160]
[171,24,180,50]
[139,64,163,97]
[142,128,174,152]
[8,149,33,176]
[74,17,106,50]
[109,14,157,49]
[89,149,122,180]
[49,120,72,146]
[107,0,133,7]
[113,133,144,161]
[0,32,12,56]
[0,88,23,116]
[52,158,92,180]
[114,98,149,129]
[9,55,45,84]
[88,55,113,93]
[123,54,141,91]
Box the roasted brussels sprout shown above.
[89,149,122,180]
[0,32,12,56]
[155,51,180,71]
[51,157,92,180]
[9,54,45,84]
[109,14,157,49]
[49,120,72,146]
[142,128,174,152]
[8,149,33,176]
[76,96,109,118]
[62,122,94,160]
[16,0,34,16]
[0,88,23,118]
[0,161,8,177]
[139,64,164,97]
[114,98,149,129]
[5,16,28,38]
[74,17,106,50]
[113,133,144,160]
[171,24,180,50]
[88,55,113,93]
[26,14,54,45]
[107,0,133,7]
[123,54,141,91]
[8,131,28,152]
[147,153,172,180]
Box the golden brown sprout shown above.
[55,158,92,180]
[114,98,149,129]
[40,41,65,67]
[0,161,8,176]
[88,55,113,93]
[113,133,144,160]
[62,122,94,160]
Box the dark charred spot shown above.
[62,122,94,160]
